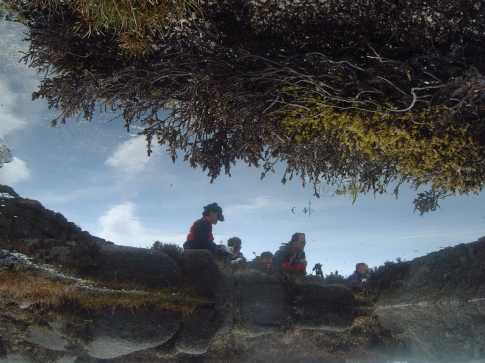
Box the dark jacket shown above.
[346,271,369,289]
[183,217,218,252]
[273,243,307,274]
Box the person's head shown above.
[227,237,242,253]
[260,251,273,265]
[289,232,306,252]
[203,203,224,225]
[356,263,369,274]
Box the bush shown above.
[151,241,184,266]
[5,0,485,212]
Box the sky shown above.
[1,20,484,275]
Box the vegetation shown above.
[4,0,485,212]
[0,270,203,314]
[321,271,346,285]
[151,241,184,266]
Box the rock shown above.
[25,325,69,352]
[295,282,354,327]
[235,270,290,327]
[181,250,225,299]
[0,249,27,268]
[0,336,6,357]
[56,356,77,363]
[95,245,181,288]
[175,307,224,355]
[235,272,354,329]
[376,298,485,363]
[0,185,18,198]
[83,310,180,359]
[0,354,31,363]
[0,185,110,252]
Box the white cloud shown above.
[97,202,186,247]
[225,196,287,216]
[0,157,31,184]
[105,136,150,174]
[0,22,41,138]
[0,79,28,138]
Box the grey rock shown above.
[95,245,181,288]
[181,250,225,299]
[0,354,31,363]
[175,307,224,355]
[25,325,69,352]
[83,310,180,359]
[235,270,290,327]
[56,356,77,363]
[0,249,26,267]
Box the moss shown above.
[281,101,485,197]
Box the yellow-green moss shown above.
[281,101,484,194]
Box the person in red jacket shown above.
[183,203,225,254]
[273,232,307,275]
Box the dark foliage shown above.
[5,0,485,211]
[322,271,346,285]
[151,241,184,266]
[68,240,101,274]
[367,261,411,292]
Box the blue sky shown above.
[1,21,484,275]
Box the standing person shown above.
[273,232,308,276]
[227,237,246,264]
[312,263,324,278]
[184,203,225,254]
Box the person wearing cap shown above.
[183,203,225,253]
[273,232,308,276]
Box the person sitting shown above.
[273,232,307,276]
[250,251,273,273]
[347,262,370,291]
[259,251,274,273]
[227,237,246,265]
[183,203,226,255]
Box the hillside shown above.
[0,185,484,363]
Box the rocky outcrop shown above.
[1,185,484,362]
[372,236,485,363]
[0,185,108,247]
[93,245,181,288]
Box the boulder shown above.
[94,245,181,288]
[181,250,226,299]
[25,325,69,352]
[294,282,355,327]
[235,270,290,327]
[175,307,224,355]
[0,354,31,363]
[83,310,180,359]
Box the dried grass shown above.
[0,270,203,314]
